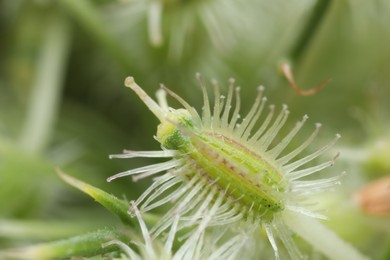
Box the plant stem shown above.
[289,0,331,63]
[59,0,132,71]
[282,211,369,260]
[0,219,100,240]
[0,228,122,260]
[19,13,71,153]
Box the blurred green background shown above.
[1,0,390,258]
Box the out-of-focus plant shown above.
[0,0,390,259]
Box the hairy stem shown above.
[282,211,369,260]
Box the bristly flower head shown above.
[102,201,251,260]
[108,74,344,259]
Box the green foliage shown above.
[1,228,123,259]
[0,0,389,258]
[57,170,133,226]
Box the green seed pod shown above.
[107,75,366,260]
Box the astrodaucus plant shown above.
[107,75,368,260]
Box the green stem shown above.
[282,211,369,260]
[0,228,123,259]
[18,13,71,153]
[59,0,132,71]
[289,0,331,63]
[0,219,101,240]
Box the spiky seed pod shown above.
[108,75,345,259]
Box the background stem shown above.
[289,0,331,63]
[19,13,71,153]
[282,211,369,260]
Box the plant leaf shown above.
[57,169,133,226]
